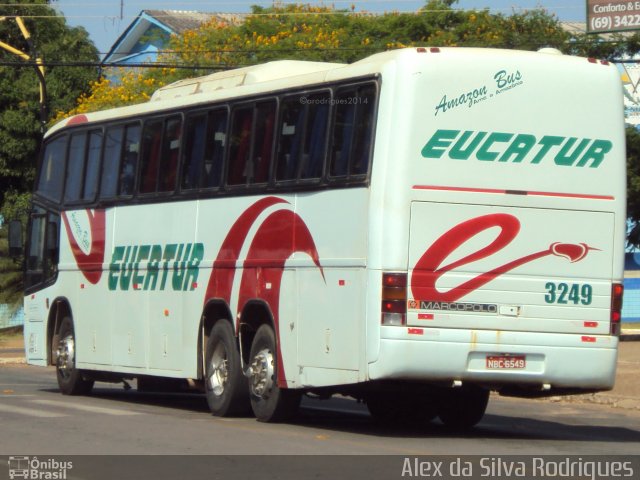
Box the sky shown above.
[51,0,588,56]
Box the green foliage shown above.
[0,226,23,308]
[626,127,640,249]
[0,0,99,200]
[0,0,99,305]
[48,1,640,249]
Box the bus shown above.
[15,47,626,427]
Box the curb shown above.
[0,357,25,365]
[621,329,640,341]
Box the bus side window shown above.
[301,93,330,180]
[119,124,141,196]
[64,132,87,203]
[329,85,376,179]
[276,97,305,181]
[251,101,276,184]
[203,109,228,189]
[100,126,124,199]
[83,130,103,202]
[158,116,182,192]
[139,119,163,194]
[350,84,376,176]
[330,89,357,177]
[228,107,253,186]
[37,135,67,203]
[181,113,207,191]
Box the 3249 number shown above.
[544,282,592,305]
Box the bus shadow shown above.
[41,386,212,414]
[294,397,640,444]
[39,386,640,444]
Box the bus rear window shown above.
[37,135,67,202]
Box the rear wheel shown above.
[204,320,250,416]
[55,317,94,395]
[437,386,489,429]
[248,324,301,422]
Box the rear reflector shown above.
[611,283,623,335]
[382,272,407,326]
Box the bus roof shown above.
[48,47,581,138]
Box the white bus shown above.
[17,47,626,427]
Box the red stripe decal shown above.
[413,185,614,201]
[411,214,598,303]
[584,321,598,328]
[62,209,106,285]
[581,336,597,343]
[417,313,434,320]
[204,197,324,388]
[408,328,424,335]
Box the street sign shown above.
[587,0,640,33]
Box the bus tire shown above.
[204,320,250,416]
[55,317,94,395]
[247,324,300,423]
[437,385,489,430]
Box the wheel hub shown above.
[249,348,274,398]
[56,334,75,379]
[208,343,229,396]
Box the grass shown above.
[622,322,640,331]
[0,325,23,344]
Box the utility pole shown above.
[0,16,47,130]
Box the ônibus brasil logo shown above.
[410,213,597,303]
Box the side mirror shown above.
[8,220,22,257]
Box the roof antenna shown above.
[120,0,124,20]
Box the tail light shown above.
[381,272,407,326]
[610,283,623,335]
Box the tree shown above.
[626,127,640,249]
[0,0,99,308]
[61,2,573,116]
[0,1,98,200]
[53,1,640,247]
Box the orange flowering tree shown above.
[57,1,572,120]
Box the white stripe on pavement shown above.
[30,399,141,416]
[0,402,67,418]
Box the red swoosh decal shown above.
[61,209,106,284]
[204,197,324,388]
[204,197,286,305]
[238,209,324,387]
[411,214,597,302]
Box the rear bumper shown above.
[368,327,618,392]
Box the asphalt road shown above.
[0,364,639,458]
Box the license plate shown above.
[486,355,526,369]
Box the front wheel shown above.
[55,317,94,395]
[247,324,300,422]
[204,320,250,416]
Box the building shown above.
[102,10,242,67]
